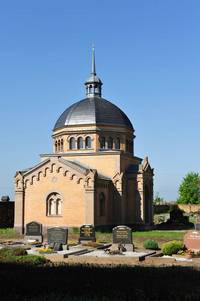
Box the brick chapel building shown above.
[14,50,154,233]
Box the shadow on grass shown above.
[0,262,200,301]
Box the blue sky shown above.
[0,0,200,201]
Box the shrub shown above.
[161,240,184,255]
[16,255,49,265]
[143,240,159,250]
[0,247,27,257]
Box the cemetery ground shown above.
[1,228,200,300]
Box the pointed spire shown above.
[85,46,103,98]
[92,46,96,75]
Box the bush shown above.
[143,240,159,250]
[161,240,184,255]
[0,247,27,258]
[16,255,49,265]
[0,247,48,265]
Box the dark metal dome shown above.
[54,97,133,130]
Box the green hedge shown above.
[161,240,184,255]
[143,240,159,250]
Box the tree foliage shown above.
[177,172,200,204]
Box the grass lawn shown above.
[0,228,22,240]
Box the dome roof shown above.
[54,97,133,130]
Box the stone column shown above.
[14,174,25,234]
[84,189,95,225]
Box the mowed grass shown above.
[96,230,186,249]
[0,228,21,239]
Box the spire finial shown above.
[92,45,96,75]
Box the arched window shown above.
[77,137,83,149]
[61,139,64,151]
[100,137,106,149]
[58,140,61,152]
[99,192,106,216]
[108,137,113,149]
[46,193,62,216]
[115,138,120,150]
[69,137,76,150]
[85,136,92,149]
[55,141,58,152]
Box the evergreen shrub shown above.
[143,240,159,250]
[161,240,184,255]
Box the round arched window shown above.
[69,137,76,150]
[46,193,62,216]
[77,137,83,149]
[85,136,92,149]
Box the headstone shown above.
[79,224,96,243]
[47,227,68,249]
[184,230,200,252]
[25,221,43,243]
[112,225,133,251]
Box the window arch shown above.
[77,137,83,149]
[69,137,76,150]
[108,137,113,149]
[99,192,106,217]
[58,140,61,152]
[115,137,120,150]
[100,137,106,149]
[46,193,62,216]
[85,136,92,149]
[61,139,64,152]
[55,141,58,152]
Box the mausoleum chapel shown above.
[14,50,154,233]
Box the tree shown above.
[153,192,164,205]
[177,172,200,204]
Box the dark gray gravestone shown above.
[112,225,133,251]
[195,224,200,230]
[113,225,132,244]
[25,221,43,243]
[47,227,68,245]
[79,225,96,243]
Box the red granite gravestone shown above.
[184,230,200,251]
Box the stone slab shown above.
[25,235,43,243]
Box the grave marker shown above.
[47,227,68,250]
[112,225,133,251]
[25,221,43,243]
[79,224,96,243]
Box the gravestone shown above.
[184,230,200,252]
[79,224,96,243]
[47,227,68,251]
[25,221,43,243]
[112,225,133,251]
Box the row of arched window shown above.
[69,136,92,150]
[99,137,120,150]
[55,139,64,152]
[55,136,132,153]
